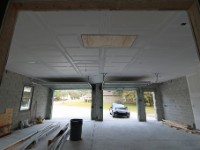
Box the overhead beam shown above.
[0,4,17,84]
[188,0,200,59]
[12,0,193,10]
[0,0,10,29]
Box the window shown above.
[20,86,33,111]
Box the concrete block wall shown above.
[160,77,195,127]
[0,70,49,129]
[187,74,200,129]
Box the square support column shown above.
[154,86,164,121]
[136,88,146,122]
[91,83,103,121]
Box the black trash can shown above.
[70,119,83,141]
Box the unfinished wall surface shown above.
[0,70,49,129]
[187,74,200,129]
[160,77,195,127]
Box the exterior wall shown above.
[0,70,49,129]
[160,77,195,127]
[187,74,200,129]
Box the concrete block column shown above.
[154,86,164,121]
[45,89,53,120]
[91,83,103,121]
[136,88,146,122]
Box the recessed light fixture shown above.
[81,34,137,48]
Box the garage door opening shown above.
[103,90,137,120]
[144,92,156,120]
[52,90,91,121]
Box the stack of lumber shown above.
[162,120,200,134]
[0,108,13,137]
[48,123,70,150]
[4,122,60,150]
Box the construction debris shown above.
[162,120,200,134]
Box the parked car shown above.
[109,103,130,118]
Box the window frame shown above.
[19,85,34,111]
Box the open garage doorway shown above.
[52,90,92,121]
[103,90,137,120]
[144,92,156,120]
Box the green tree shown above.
[113,90,136,103]
[144,92,153,106]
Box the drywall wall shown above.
[0,70,49,129]
[160,77,195,127]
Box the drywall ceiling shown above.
[6,10,199,83]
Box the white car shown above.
[109,103,130,118]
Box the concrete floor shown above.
[62,119,200,150]
[1,119,200,150]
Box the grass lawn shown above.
[54,100,155,114]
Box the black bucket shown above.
[70,119,83,141]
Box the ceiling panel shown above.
[67,48,99,56]
[53,26,100,35]
[41,56,68,63]
[48,63,71,67]
[106,48,138,56]
[72,56,98,61]
[6,10,199,83]
[58,35,80,47]
[38,11,101,26]
[105,56,133,63]
[109,11,173,28]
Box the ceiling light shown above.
[81,34,137,48]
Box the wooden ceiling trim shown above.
[188,1,200,59]
[0,4,18,83]
[12,1,193,10]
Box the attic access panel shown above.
[81,35,137,48]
